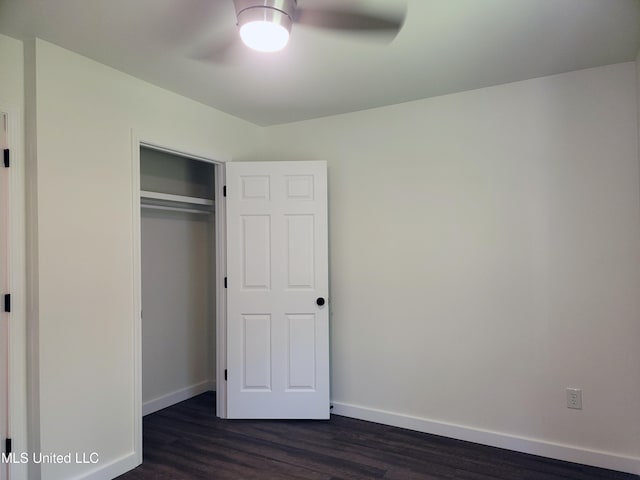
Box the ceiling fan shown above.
[200,0,406,61]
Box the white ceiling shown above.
[0,0,639,126]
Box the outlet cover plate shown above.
[567,388,582,410]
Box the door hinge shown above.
[5,438,11,455]
[3,149,9,168]
[224,369,227,381]
[3,294,10,313]
[223,185,227,197]
[224,277,227,289]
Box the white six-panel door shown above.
[225,161,329,419]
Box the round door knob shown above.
[316,297,326,306]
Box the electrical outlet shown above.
[567,388,582,410]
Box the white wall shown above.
[0,34,23,100]
[0,33,28,480]
[260,62,640,472]
[29,39,260,480]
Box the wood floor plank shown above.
[116,392,639,480]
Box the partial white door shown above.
[225,161,329,419]
[0,113,9,480]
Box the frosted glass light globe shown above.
[240,20,290,52]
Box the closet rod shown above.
[141,204,212,215]
[141,190,213,206]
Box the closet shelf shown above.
[141,190,213,206]
[141,204,211,215]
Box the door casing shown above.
[2,106,28,480]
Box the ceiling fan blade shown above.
[154,0,232,45]
[190,33,243,65]
[294,6,405,33]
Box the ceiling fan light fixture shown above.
[236,0,295,53]
[239,19,290,53]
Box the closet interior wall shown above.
[140,147,216,415]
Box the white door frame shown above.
[131,133,228,464]
[1,105,28,480]
[0,111,8,480]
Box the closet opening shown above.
[136,144,226,425]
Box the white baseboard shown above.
[143,380,215,416]
[70,451,140,480]
[331,402,640,475]
[75,382,215,479]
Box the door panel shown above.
[226,161,329,419]
[242,314,272,390]
[287,313,316,390]
[241,215,271,289]
[286,215,315,288]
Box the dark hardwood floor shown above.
[117,392,638,480]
